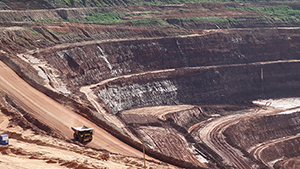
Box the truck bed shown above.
[71,126,93,132]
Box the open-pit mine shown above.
[1,1,300,169]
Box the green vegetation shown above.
[33,3,300,26]
[131,18,169,26]
[32,10,247,26]
[51,0,299,8]
[85,12,168,25]
[179,9,189,12]
[185,16,228,23]
[29,29,39,34]
[85,12,123,24]
[125,12,162,16]
[228,5,300,23]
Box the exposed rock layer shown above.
[224,112,300,167]
[1,15,300,168]
[26,28,300,113]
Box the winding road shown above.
[249,134,300,168]
[197,103,300,168]
[3,27,300,168]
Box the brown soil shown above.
[274,157,300,169]
[1,2,300,169]
[0,111,173,169]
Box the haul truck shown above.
[71,126,93,143]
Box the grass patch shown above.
[51,0,300,8]
[227,5,300,23]
[85,12,123,24]
[66,18,81,22]
[179,9,189,12]
[29,29,39,34]
[131,18,169,26]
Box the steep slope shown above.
[0,23,207,168]
[0,60,145,157]
[23,28,300,112]
[10,24,300,168]
[0,103,174,169]
[2,3,300,168]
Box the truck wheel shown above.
[73,133,78,140]
[88,135,93,142]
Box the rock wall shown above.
[94,61,300,114]
[0,0,59,10]
[30,29,300,113]
[224,112,300,150]
[274,157,300,169]
[32,29,300,86]
[118,106,210,166]
[223,112,300,168]
[164,107,209,131]
[261,137,300,165]
[0,8,97,21]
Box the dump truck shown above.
[71,126,93,143]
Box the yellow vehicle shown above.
[71,126,93,143]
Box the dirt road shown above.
[197,111,257,168]
[250,134,300,168]
[0,61,147,158]
[197,102,300,169]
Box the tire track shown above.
[197,106,287,169]
[0,61,150,159]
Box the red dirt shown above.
[0,61,149,158]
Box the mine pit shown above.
[1,2,300,169]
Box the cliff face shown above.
[0,0,66,10]
[224,112,300,167]
[92,61,300,114]
[27,28,300,113]
[33,29,300,78]
[119,106,209,165]
[3,17,300,168]
[224,112,300,150]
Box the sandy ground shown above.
[0,60,145,156]
[0,111,174,169]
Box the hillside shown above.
[0,0,299,9]
[1,1,300,169]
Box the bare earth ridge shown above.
[0,61,150,158]
[2,2,300,168]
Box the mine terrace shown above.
[1,0,300,169]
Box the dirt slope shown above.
[0,111,173,169]
[0,60,148,158]
[2,2,300,169]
